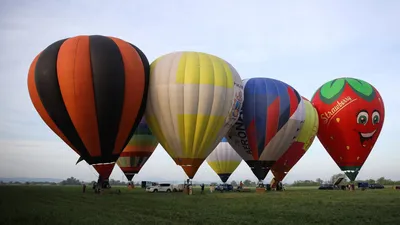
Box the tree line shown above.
[0,177,139,186]
[289,174,400,186]
[59,177,141,186]
[227,174,400,187]
[1,174,399,186]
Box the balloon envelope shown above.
[145,51,243,178]
[271,97,319,181]
[117,117,158,181]
[27,35,149,178]
[311,77,385,181]
[93,164,116,180]
[226,78,305,180]
[207,137,242,183]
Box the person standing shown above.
[200,183,205,194]
[189,184,193,195]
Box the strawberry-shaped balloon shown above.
[311,77,385,181]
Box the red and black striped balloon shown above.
[27,35,149,165]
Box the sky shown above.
[0,0,399,184]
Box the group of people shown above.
[81,176,111,194]
[269,178,285,191]
[127,181,134,189]
[183,181,207,195]
[82,177,284,194]
[209,181,245,193]
[184,179,193,195]
[236,181,244,191]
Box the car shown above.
[358,182,369,188]
[141,181,158,189]
[146,183,173,193]
[318,184,334,190]
[369,183,384,189]
[215,184,233,192]
[172,184,184,192]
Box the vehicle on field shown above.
[235,186,251,192]
[357,182,369,190]
[358,182,369,188]
[215,183,233,192]
[146,183,173,193]
[318,176,346,190]
[318,184,335,190]
[172,184,184,192]
[141,181,158,188]
[369,183,384,189]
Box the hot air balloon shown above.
[27,35,149,182]
[145,51,243,179]
[311,77,385,181]
[271,97,319,182]
[117,117,158,181]
[206,137,242,183]
[226,78,305,183]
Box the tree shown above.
[109,179,126,186]
[243,179,252,186]
[292,180,320,186]
[377,177,385,184]
[316,178,323,185]
[60,177,82,185]
[231,180,238,186]
[367,179,375,184]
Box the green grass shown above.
[0,185,399,225]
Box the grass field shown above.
[0,185,399,225]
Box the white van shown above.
[146,183,173,193]
[172,184,184,192]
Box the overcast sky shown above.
[1,0,399,183]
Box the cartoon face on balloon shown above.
[355,108,382,146]
[312,78,385,174]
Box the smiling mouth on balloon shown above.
[358,130,376,144]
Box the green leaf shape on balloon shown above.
[345,78,376,102]
[318,79,346,104]
[316,78,377,104]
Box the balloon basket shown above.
[183,187,193,195]
[183,188,189,194]
[256,188,265,193]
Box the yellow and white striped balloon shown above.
[145,51,243,178]
[207,137,242,183]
